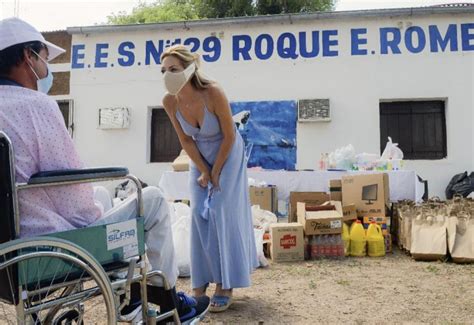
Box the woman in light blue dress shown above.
[161,45,258,312]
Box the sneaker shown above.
[121,302,160,324]
[120,300,143,324]
[176,292,210,324]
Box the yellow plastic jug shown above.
[350,220,367,257]
[342,223,351,256]
[367,221,385,257]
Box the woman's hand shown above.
[197,172,210,188]
[211,169,221,191]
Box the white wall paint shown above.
[68,11,474,198]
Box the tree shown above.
[192,0,254,18]
[256,0,335,15]
[106,0,335,25]
[107,0,199,24]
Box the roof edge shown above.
[67,6,474,35]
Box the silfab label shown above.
[280,234,297,249]
[106,219,139,258]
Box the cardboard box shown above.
[329,179,342,201]
[363,216,391,236]
[342,173,390,217]
[297,202,342,235]
[269,223,304,262]
[342,204,357,221]
[289,192,330,223]
[363,216,389,225]
[322,200,357,222]
[249,185,277,213]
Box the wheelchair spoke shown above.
[0,240,117,324]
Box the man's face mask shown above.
[163,63,196,95]
[28,49,53,94]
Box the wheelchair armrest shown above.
[28,167,129,185]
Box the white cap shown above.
[0,17,65,61]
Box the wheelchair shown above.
[0,131,181,324]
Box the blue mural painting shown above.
[230,100,297,170]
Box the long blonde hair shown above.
[160,45,214,90]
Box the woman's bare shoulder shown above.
[205,82,225,98]
[204,83,228,112]
[162,93,177,113]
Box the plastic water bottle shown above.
[319,153,326,170]
[310,235,318,260]
[332,235,341,258]
[321,235,331,257]
[304,236,310,260]
[336,234,345,258]
[316,235,323,259]
[342,223,351,256]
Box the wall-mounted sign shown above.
[98,107,130,129]
[298,99,331,122]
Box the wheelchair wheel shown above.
[0,237,117,324]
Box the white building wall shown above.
[69,10,474,198]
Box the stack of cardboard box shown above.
[341,173,392,253]
[266,173,393,263]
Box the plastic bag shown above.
[254,227,269,268]
[170,203,192,277]
[445,172,474,199]
[251,205,277,232]
[354,153,379,170]
[381,137,404,160]
[328,144,356,170]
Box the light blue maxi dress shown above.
[175,106,258,290]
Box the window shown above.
[150,108,181,162]
[379,100,447,160]
[57,100,74,137]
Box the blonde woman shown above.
[161,45,258,312]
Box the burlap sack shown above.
[410,215,447,261]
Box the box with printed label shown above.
[321,201,357,222]
[363,216,391,235]
[249,185,278,213]
[296,202,343,235]
[289,192,330,223]
[342,173,390,217]
[342,204,357,221]
[269,223,304,262]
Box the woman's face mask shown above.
[28,49,53,94]
[163,63,196,95]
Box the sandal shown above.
[209,295,233,313]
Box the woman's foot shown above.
[209,284,233,313]
[192,283,209,297]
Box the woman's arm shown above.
[207,84,236,185]
[162,94,211,178]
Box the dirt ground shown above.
[2,248,472,324]
[177,248,474,324]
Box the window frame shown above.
[379,99,447,160]
[56,99,74,138]
[149,107,182,163]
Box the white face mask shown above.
[163,63,196,95]
[28,49,53,94]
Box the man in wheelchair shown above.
[0,18,209,323]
